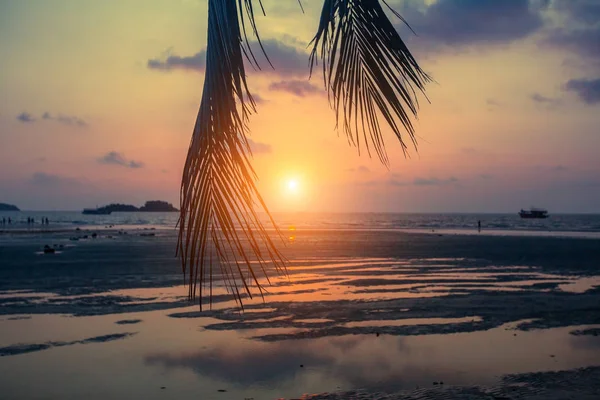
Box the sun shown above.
[280,175,308,210]
[286,179,299,193]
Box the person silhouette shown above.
[478,220,481,233]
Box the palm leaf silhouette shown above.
[179,0,429,308]
[310,0,432,165]
[177,0,286,309]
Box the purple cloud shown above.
[530,93,561,107]
[16,112,35,123]
[247,138,272,154]
[565,78,600,104]
[394,0,545,47]
[268,80,321,97]
[147,39,309,77]
[98,151,145,169]
[42,112,88,127]
[147,50,206,71]
[413,177,459,186]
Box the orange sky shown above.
[1,0,599,212]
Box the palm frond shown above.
[309,0,432,166]
[177,0,286,310]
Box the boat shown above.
[519,208,549,219]
[82,208,111,215]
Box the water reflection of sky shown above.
[1,310,599,399]
[145,319,600,396]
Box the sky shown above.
[0,0,599,212]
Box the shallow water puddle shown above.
[239,315,291,323]
[293,318,335,324]
[559,276,600,293]
[2,303,600,400]
[286,259,401,272]
[0,291,58,300]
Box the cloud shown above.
[16,111,87,127]
[486,99,502,108]
[97,151,145,169]
[251,93,266,104]
[128,160,144,168]
[247,138,272,154]
[545,27,600,61]
[553,0,600,25]
[530,92,561,106]
[268,80,322,97]
[394,0,545,48]
[16,112,35,123]
[387,179,409,187]
[565,78,600,104]
[543,1,600,62]
[147,39,309,77]
[361,175,460,187]
[243,92,266,105]
[413,177,459,186]
[258,39,310,76]
[147,50,206,71]
[278,34,308,48]
[42,112,88,127]
[30,172,80,186]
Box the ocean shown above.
[2,211,600,237]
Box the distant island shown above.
[0,203,20,211]
[140,201,178,212]
[82,200,178,215]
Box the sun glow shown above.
[286,179,299,194]
[276,173,310,211]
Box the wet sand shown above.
[1,227,599,399]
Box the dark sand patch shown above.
[302,366,600,399]
[571,328,600,336]
[251,321,488,341]
[115,319,142,325]
[0,332,137,357]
